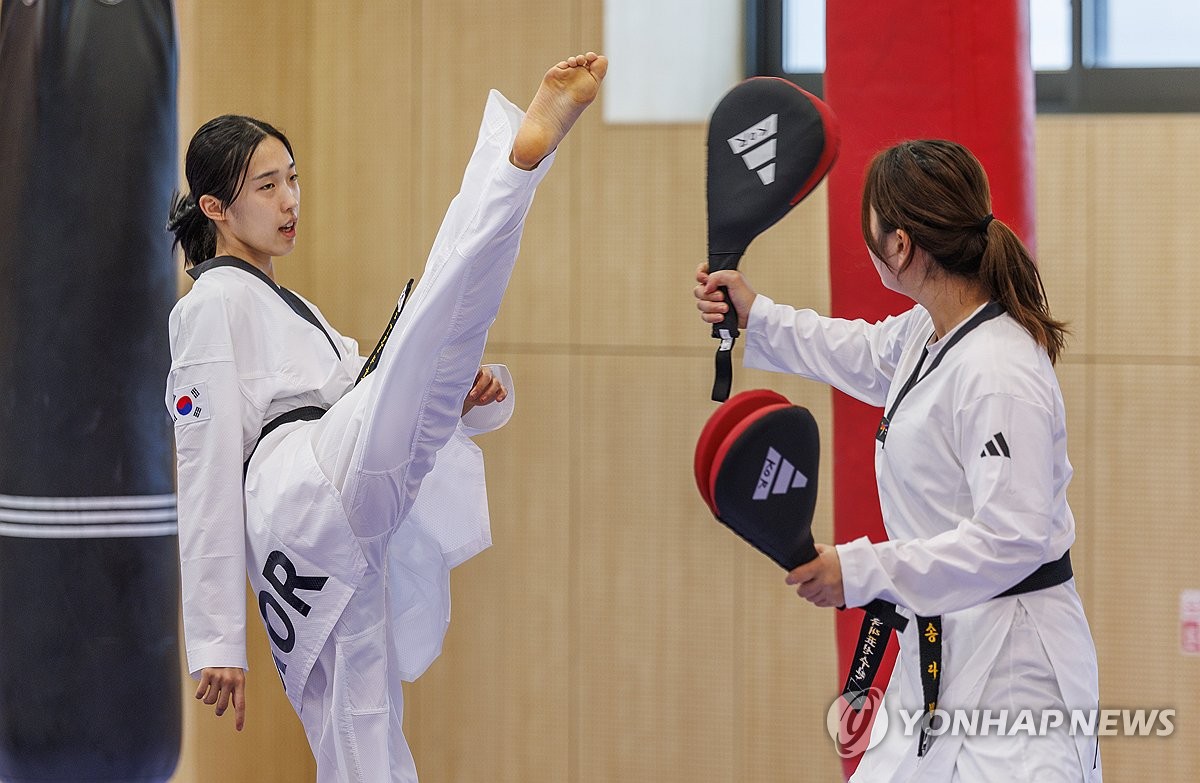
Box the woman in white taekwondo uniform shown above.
[696,140,1100,781]
[165,53,606,781]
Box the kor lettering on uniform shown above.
[257,550,328,685]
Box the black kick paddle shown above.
[695,390,902,624]
[705,78,840,401]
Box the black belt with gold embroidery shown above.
[841,550,1073,756]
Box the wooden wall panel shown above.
[1089,365,1200,781]
[1091,117,1200,357]
[1035,117,1094,354]
[404,353,574,782]
[574,124,709,349]
[574,355,739,782]
[414,0,581,350]
[303,1,419,346]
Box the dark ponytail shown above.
[166,191,215,267]
[861,139,1068,363]
[978,217,1068,363]
[168,114,294,268]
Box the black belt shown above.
[243,406,327,473]
[841,550,1073,757]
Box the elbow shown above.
[983,519,1056,571]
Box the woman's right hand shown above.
[196,667,246,731]
[693,262,757,330]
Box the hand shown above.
[693,262,757,329]
[462,366,508,416]
[196,667,246,731]
[785,544,845,608]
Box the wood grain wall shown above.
[169,2,1200,780]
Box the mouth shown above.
[280,220,296,238]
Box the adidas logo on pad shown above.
[753,447,809,500]
[727,114,779,185]
[980,432,1011,458]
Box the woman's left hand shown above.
[462,366,508,416]
[785,543,845,608]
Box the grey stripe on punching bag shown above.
[0,493,178,538]
[0,0,182,780]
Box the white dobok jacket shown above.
[166,260,507,702]
[744,295,1101,781]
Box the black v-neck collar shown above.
[188,256,341,360]
[876,301,1003,448]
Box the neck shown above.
[215,239,275,282]
[921,280,989,341]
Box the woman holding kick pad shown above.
[695,139,1100,781]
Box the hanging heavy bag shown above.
[705,77,840,401]
[0,0,181,780]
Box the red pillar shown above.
[823,2,1036,776]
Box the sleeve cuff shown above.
[745,293,775,332]
[837,536,881,609]
[743,294,781,371]
[461,364,515,436]
[187,643,249,679]
[488,90,559,186]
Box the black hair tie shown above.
[977,213,995,233]
[166,194,200,232]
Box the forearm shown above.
[838,512,1068,616]
[743,295,900,407]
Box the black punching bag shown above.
[0,1,181,780]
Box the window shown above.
[1031,0,1071,71]
[751,0,1200,112]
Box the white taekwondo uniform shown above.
[166,90,551,782]
[744,296,1101,782]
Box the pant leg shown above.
[310,90,555,541]
[301,559,419,783]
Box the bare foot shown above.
[511,52,608,170]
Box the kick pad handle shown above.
[708,253,744,402]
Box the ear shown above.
[198,194,226,223]
[893,228,915,270]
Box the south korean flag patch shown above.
[172,383,211,425]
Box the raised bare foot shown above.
[510,52,608,170]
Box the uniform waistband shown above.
[244,406,328,472]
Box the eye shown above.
[260,182,275,191]
[289,173,299,183]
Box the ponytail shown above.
[166,191,215,268]
[978,218,1069,364]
